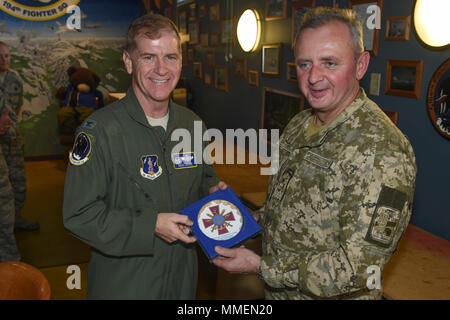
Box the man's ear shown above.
[123,51,133,75]
[356,51,370,80]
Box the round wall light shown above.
[237,9,261,52]
[413,0,450,47]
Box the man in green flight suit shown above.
[63,13,226,299]
[213,7,417,300]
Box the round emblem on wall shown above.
[197,200,243,241]
[427,58,450,140]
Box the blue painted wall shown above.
[169,0,450,240]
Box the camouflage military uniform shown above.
[259,89,417,299]
[0,70,24,261]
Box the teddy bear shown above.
[56,66,104,135]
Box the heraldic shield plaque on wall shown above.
[180,188,262,260]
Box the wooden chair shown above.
[0,261,51,300]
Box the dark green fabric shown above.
[62,87,219,299]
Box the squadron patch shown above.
[365,186,408,248]
[172,152,197,169]
[69,132,92,166]
[140,155,162,180]
[198,200,243,241]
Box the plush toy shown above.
[56,66,104,135]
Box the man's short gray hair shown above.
[293,7,364,58]
[125,13,181,54]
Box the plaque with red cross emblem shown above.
[180,188,261,259]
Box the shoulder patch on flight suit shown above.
[140,155,162,180]
[365,185,408,248]
[69,132,92,166]
[172,152,198,169]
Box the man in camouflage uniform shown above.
[0,41,39,239]
[213,7,417,300]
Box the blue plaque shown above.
[180,187,261,260]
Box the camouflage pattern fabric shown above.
[0,70,23,138]
[258,89,417,300]
[0,146,20,262]
[0,69,25,261]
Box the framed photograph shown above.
[210,3,220,21]
[200,33,209,47]
[265,0,287,21]
[210,33,220,46]
[193,62,202,79]
[426,58,450,139]
[261,87,305,139]
[385,15,411,41]
[188,22,199,44]
[291,1,315,44]
[262,43,281,76]
[204,70,213,86]
[205,51,215,67]
[385,59,423,99]
[189,3,196,21]
[187,48,194,61]
[164,6,172,19]
[286,62,297,83]
[350,0,383,56]
[221,18,235,45]
[199,5,207,18]
[234,59,247,78]
[248,70,259,87]
[215,66,228,92]
[178,11,187,34]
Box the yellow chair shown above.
[0,261,51,300]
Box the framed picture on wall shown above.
[189,3,197,21]
[262,43,281,76]
[193,62,202,79]
[349,0,383,56]
[248,70,259,87]
[426,58,450,140]
[188,22,199,44]
[261,87,305,141]
[265,0,287,21]
[210,3,220,21]
[178,11,187,33]
[210,33,220,46]
[221,18,235,45]
[385,59,423,99]
[291,1,315,44]
[199,5,207,18]
[215,66,228,92]
[205,51,215,67]
[385,15,411,41]
[204,70,213,86]
[286,62,297,83]
[200,33,209,47]
[234,59,247,78]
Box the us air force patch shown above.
[140,155,162,180]
[365,186,408,248]
[172,152,197,169]
[69,132,92,166]
[198,200,243,241]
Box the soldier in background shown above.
[0,41,39,235]
[213,7,417,300]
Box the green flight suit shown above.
[62,87,219,299]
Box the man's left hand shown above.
[213,245,260,274]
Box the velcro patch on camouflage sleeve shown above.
[269,168,294,203]
[365,185,408,248]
